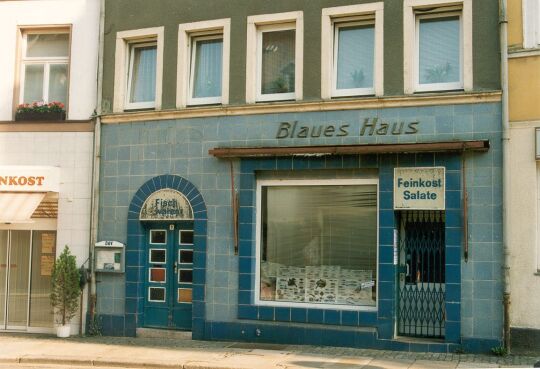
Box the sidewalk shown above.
[0,333,538,369]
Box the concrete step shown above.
[136,327,192,340]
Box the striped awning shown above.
[0,193,46,223]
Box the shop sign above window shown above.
[0,166,60,192]
[140,189,193,221]
[394,167,445,210]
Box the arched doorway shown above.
[125,175,207,333]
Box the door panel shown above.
[7,231,31,329]
[29,231,55,328]
[0,231,8,328]
[397,211,445,338]
[171,227,193,330]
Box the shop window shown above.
[403,0,472,93]
[256,179,378,309]
[19,30,70,107]
[113,27,164,112]
[177,19,230,108]
[246,11,303,103]
[321,3,384,99]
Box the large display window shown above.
[255,179,378,309]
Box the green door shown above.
[144,221,193,330]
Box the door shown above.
[397,211,445,338]
[144,221,193,330]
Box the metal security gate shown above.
[397,211,445,338]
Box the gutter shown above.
[88,0,105,327]
[499,0,511,352]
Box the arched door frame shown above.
[125,175,207,337]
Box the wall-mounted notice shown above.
[41,233,56,254]
[41,255,55,276]
[394,167,445,210]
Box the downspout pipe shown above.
[499,0,511,352]
[89,0,105,327]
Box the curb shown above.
[2,356,186,368]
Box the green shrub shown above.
[50,246,81,326]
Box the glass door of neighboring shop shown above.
[0,230,56,331]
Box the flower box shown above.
[15,101,66,122]
[15,111,66,122]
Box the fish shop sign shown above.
[394,167,445,210]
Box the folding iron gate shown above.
[397,211,445,338]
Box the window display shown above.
[258,180,378,308]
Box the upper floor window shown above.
[113,27,164,112]
[403,0,472,94]
[177,19,230,108]
[19,31,70,107]
[321,3,384,99]
[523,0,540,48]
[246,12,303,103]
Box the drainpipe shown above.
[499,0,511,352]
[89,0,105,326]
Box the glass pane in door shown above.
[29,231,55,328]
[7,231,31,328]
[0,231,8,327]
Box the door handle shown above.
[174,261,178,274]
[406,263,410,277]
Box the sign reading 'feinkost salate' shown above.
[393,167,445,210]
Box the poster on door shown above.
[40,255,55,276]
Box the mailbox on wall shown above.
[95,241,125,273]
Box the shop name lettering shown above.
[397,177,442,200]
[276,118,419,139]
[0,176,45,186]
[151,199,181,216]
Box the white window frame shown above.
[149,229,167,245]
[149,248,167,264]
[177,18,230,108]
[113,27,164,112]
[177,288,193,304]
[149,267,167,284]
[19,29,71,105]
[125,41,158,110]
[321,3,384,99]
[178,249,193,264]
[523,0,540,48]
[148,287,166,302]
[246,11,303,103]
[403,0,472,94]
[254,178,379,311]
[178,269,193,285]
[179,229,194,245]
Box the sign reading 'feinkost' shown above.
[393,167,445,210]
[0,166,60,193]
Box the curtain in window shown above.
[336,25,374,90]
[23,64,44,103]
[49,64,68,104]
[192,38,223,99]
[419,17,460,84]
[130,45,157,103]
[261,30,295,95]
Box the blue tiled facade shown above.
[96,103,503,352]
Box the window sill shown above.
[508,47,540,59]
[534,271,540,276]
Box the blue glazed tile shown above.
[192,318,205,340]
[358,312,377,326]
[125,298,138,314]
[379,246,394,264]
[377,319,394,339]
[446,321,460,343]
[303,328,324,345]
[238,290,252,305]
[323,329,356,348]
[193,285,205,302]
[275,307,291,322]
[258,306,274,321]
[379,194,394,212]
[410,343,430,352]
[193,251,206,267]
[446,191,461,210]
[239,240,253,257]
[324,310,340,325]
[125,282,138,298]
[276,157,293,170]
[192,302,205,318]
[238,305,258,320]
[239,273,254,290]
[292,156,310,170]
[379,264,395,282]
[379,227,394,246]
[473,262,493,280]
[239,207,253,225]
[378,300,394,319]
[378,281,394,300]
[446,246,461,265]
[435,154,461,171]
[239,190,254,207]
[307,309,324,324]
[473,280,493,300]
[239,257,255,274]
[446,302,461,323]
[446,283,461,303]
[193,268,206,284]
[446,228,461,247]
[193,221,207,234]
[446,210,462,228]
[355,331,376,348]
[125,314,137,336]
[291,308,307,323]
[446,265,460,284]
[239,223,253,241]
[428,343,449,353]
[379,210,395,228]
[342,310,359,326]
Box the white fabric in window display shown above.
[419,17,460,84]
[260,185,377,306]
[336,25,374,90]
[192,38,223,99]
[130,46,157,103]
[49,64,68,104]
[261,30,295,95]
[26,34,69,57]
[23,64,44,103]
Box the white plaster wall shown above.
[509,122,540,329]
[0,0,100,120]
[0,132,93,333]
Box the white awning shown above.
[0,193,46,223]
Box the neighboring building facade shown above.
[0,0,100,334]
[96,0,503,352]
[507,0,540,351]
